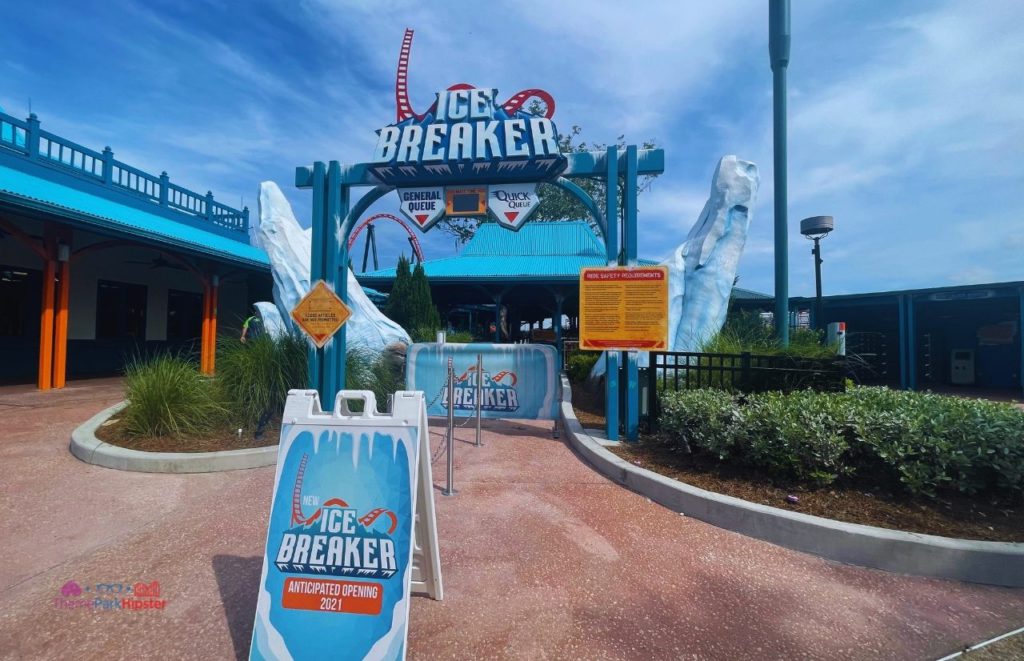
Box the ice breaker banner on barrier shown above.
[250,390,429,661]
[406,343,559,420]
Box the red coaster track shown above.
[348,213,425,264]
[394,29,555,122]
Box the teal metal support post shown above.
[907,295,917,391]
[770,0,791,346]
[307,161,327,395]
[553,294,564,366]
[624,145,640,442]
[493,292,503,342]
[1019,287,1024,397]
[898,295,908,389]
[604,146,620,442]
[325,161,349,406]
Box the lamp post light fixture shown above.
[799,215,834,330]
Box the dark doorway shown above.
[167,289,203,342]
[96,280,147,340]
[0,264,42,384]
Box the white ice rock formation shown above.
[591,155,759,378]
[250,181,411,352]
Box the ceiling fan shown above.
[124,256,186,271]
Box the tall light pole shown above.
[800,216,835,330]
[769,0,791,346]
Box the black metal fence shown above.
[647,351,846,426]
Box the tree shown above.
[532,126,660,227]
[408,262,441,336]
[384,255,442,339]
[435,100,660,243]
[384,255,413,329]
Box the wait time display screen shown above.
[451,193,479,212]
[445,187,486,216]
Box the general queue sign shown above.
[579,266,669,351]
[291,280,352,348]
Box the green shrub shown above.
[738,390,851,486]
[445,330,474,343]
[659,388,739,459]
[122,354,226,437]
[216,332,307,427]
[567,351,600,384]
[657,386,1024,498]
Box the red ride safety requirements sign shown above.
[280,577,383,615]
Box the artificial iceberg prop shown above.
[591,155,759,378]
[249,182,411,353]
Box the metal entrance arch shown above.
[295,145,664,441]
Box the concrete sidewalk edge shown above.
[558,374,1024,588]
[70,401,278,473]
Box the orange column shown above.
[200,282,212,375]
[52,258,71,388]
[207,278,219,375]
[52,228,72,389]
[37,257,56,390]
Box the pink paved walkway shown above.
[0,380,1022,660]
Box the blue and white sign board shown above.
[250,390,442,661]
[406,343,560,420]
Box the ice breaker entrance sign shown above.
[371,87,565,188]
[250,390,441,661]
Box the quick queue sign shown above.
[579,266,669,351]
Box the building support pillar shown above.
[1018,287,1024,397]
[898,295,908,390]
[493,292,503,342]
[553,293,565,364]
[37,248,56,391]
[52,228,72,388]
[200,275,219,375]
[907,295,917,391]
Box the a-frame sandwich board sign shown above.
[250,389,441,661]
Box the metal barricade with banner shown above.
[406,343,560,421]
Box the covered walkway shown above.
[1,381,1022,659]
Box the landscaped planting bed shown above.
[99,333,401,453]
[573,385,1024,541]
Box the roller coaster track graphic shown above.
[395,28,556,123]
[348,213,425,263]
[454,365,517,387]
[290,453,398,534]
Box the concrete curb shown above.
[70,401,278,473]
[558,375,1024,587]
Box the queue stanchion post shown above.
[442,358,456,496]
[475,353,483,447]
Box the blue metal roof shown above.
[359,221,656,283]
[0,161,269,269]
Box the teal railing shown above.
[0,110,248,234]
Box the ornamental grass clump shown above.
[123,354,226,438]
[216,331,307,427]
[657,386,1024,499]
[345,348,404,409]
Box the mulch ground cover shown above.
[569,381,1023,543]
[95,417,279,453]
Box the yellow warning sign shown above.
[579,266,669,351]
[290,280,352,349]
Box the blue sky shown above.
[2,0,1022,296]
